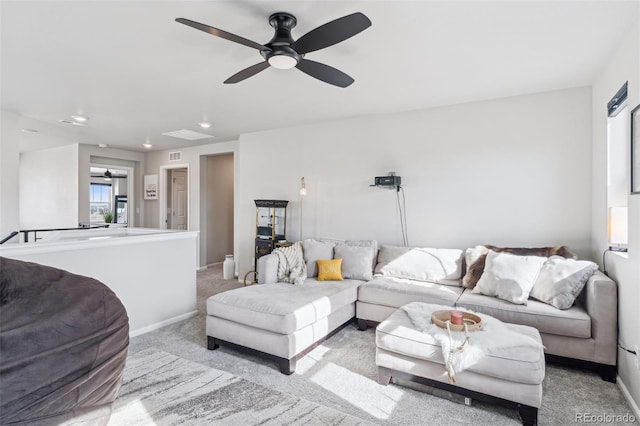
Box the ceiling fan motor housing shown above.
[261,12,302,68]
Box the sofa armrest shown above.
[582,270,618,365]
[257,254,279,284]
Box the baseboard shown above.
[129,311,198,337]
[198,262,229,271]
[617,375,640,419]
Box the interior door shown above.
[171,169,188,230]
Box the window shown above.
[90,183,112,222]
[607,82,628,250]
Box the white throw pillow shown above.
[472,250,547,305]
[302,239,335,277]
[334,245,375,281]
[530,256,598,309]
[374,245,464,285]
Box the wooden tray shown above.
[431,310,482,332]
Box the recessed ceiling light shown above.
[71,115,88,122]
[143,143,152,149]
[98,143,108,148]
[21,128,39,133]
[198,121,211,129]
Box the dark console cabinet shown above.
[254,199,288,270]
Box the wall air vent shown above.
[169,151,182,162]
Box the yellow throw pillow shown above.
[317,258,343,281]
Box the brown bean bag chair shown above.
[0,257,129,425]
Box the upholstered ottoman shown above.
[206,279,360,374]
[376,303,545,425]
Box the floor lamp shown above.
[299,177,307,240]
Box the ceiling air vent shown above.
[169,151,182,162]
[162,129,213,140]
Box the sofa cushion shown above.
[334,244,376,281]
[462,245,577,289]
[456,290,591,338]
[376,307,545,385]
[302,239,335,277]
[323,239,379,271]
[530,256,598,309]
[471,251,547,305]
[374,245,464,286]
[317,258,343,281]
[358,277,464,309]
[207,279,360,334]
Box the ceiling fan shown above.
[91,169,127,180]
[175,11,372,88]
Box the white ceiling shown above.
[2,1,638,153]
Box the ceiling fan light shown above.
[268,54,297,70]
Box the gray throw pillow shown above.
[334,245,375,281]
[302,239,335,277]
[530,256,598,309]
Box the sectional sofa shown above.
[205,239,617,380]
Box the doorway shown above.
[166,168,188,230]
[200,153,234,266]
[89,164,134,226]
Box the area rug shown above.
[109,348,373,425]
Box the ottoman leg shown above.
[518,404,538,426]
[357,319,368,331]
[278,357,296,375]
[378,367,392,385]
[207,336,220,350]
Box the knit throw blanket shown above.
[401,302,543,383]
[273,242,307,285]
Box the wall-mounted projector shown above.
[372,175,402,188]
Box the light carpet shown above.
[110,348,372,425]
[121,264,638,425]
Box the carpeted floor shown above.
[111,348,372,425]
[123,264,638,425]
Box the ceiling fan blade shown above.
[176,18,271,52]
[296,59,354,88]
[224,61,270,84]
[292,12,371,54]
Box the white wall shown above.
[237,87,593,277]
[19,144,79,229]
[0,110,21,242]
[143,141,238,268]
[591,20,640,414]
